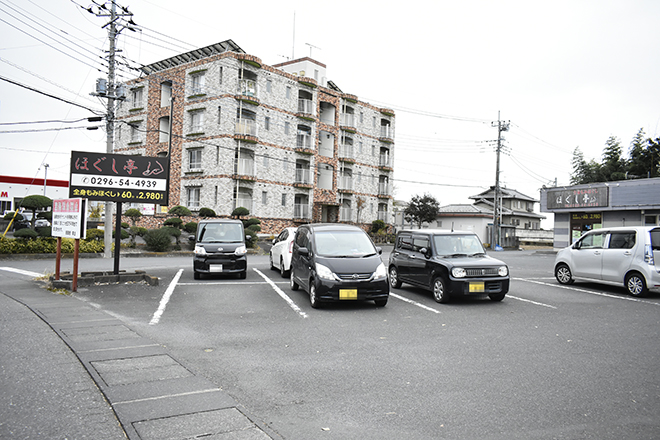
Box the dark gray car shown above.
[191,219,247,279]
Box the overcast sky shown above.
[1,0,659,226]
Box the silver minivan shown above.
[554,226,660,296]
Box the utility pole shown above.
[89,1,134,258]
[42,163,49,196]
[491,111,509,249]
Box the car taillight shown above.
[288,241,293,253]
[644,244,655,265]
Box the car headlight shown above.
[234,245,247,256]
[451,267,466,278]
[194,245,207,256]
[316,263,337,281]
[498,266,508,277]
[373,262,387,280]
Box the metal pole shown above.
[493,112,501,249]
[103,1,117,259]
[43,164,49,196]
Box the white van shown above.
[554,226,660,296]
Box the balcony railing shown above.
[379,154,391,167]
[380,125,393,139]
[238,79,258,97]
[340,113,355,128]
[339,176,353,191]
[298,99,314,115]
[294,203,309,219]
[235,119,257,136]
[295,168,311,184]
[234,198,253,212]
[235,159,255,176]
[377,211,388,222]
[378,182,391,196]
[340,207,353,222]
[297,133,313,149]
[338,144,354,160]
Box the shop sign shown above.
[52,198,87,239]
[68,151,169,204]
[547,187,608,209]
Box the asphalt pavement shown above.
[0,259,280,440]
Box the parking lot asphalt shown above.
[0,264,281,440]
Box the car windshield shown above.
[313,230,376,257]
[197,223,243,243]
[433,234,485,257]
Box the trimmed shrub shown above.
[169,205,192,217]
[198,207,216,217]
[164,217,183,229]
[112,229,130,240]
[143,228,172,252]
[13,228,38,239]
[231,207,249,218]
[184,221,198,233]
[85,229,104,241]
[129,226,147,237]
[36,226,51,237]
[371,219,386,234]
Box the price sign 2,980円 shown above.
[68,151,169,204]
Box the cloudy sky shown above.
[1,0,659,226]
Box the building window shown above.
[263,154,269,168]
[131,87,143,108]
[286,86,291,99]
[190,110,204,133]
[217,106,222,124]
[283,158,288,172]
[129,121,141,143]
[371,144,376,156]
[187,187,200,209]
[160,82,171,107]
[282,193,287,206]
[262,191,268,205]
[190,71,205,95]
[218,66,223,85]
[360,112,364,124]
[372,116,376,128]
[158,117,170,143]
[266,79,272,93]
[214,186,218,205]
[188,149,202,170]
[265,116,270,131]
[285,122,290,135]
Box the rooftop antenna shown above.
[305,43,321,58]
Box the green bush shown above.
[184,221,198,233]
[143,228,172,252]
[0,237,104,254]
[169,205,192,217]
[164,217,183,229]
[231,207,249,217]
[198,207,216,217]
[3,212,24,221]
[244,218,261,228]
[121,222,130,229]
[112,229,130,240]
[129,226,147,237]
[13,228,38,239]
[85,229,104,241]
[162,226,181,238]
[371,219,386,234]
[36,226,51,237]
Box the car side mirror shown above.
[298,247,309,257]
[420,247,431,259]
[272,238,277,244]
[376,246,382,255]
[188,235,196,243]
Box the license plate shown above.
[210,264,223,273]
[339,289,358,300]
[469,282,485,293]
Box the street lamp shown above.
[43,163,49,196]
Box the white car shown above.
[270,227,297,277]
[554,226,660,297]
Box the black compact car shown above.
[191,219,247,279]
[290,223,389,308]
[388,229,509,303]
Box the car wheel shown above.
[280,258,289,278]
[374,298,388,307]
[432,276,450,303]
[193,271,200,280]
[555,264,574,285]
[626,272,648,297]
[269,253,276,271]
[290,272,299,291]
[309,282,321,309]
[388,266,402,289]
[489,293,506,302]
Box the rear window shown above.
[651,229,660,250]
[608,232,636,249]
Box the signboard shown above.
[69,151,169,204]
[52,198,87,239]
[547,186,609,209]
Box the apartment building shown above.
[114,40,395,234]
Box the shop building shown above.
[540,178,660,248]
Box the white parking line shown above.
[0,267,43,278]
[506,295,557,309]
[149,268,183,325]
[514,277,660,306]
[253,268,308,318]
[389,293,441,313]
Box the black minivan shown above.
[191,219,247,279]
[290,223,389,308]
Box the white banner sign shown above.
[52,198,87,239]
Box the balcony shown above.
[378,182,391,197]
[234,119,258,143]
[338,144,355,162]
[294,168,312,188]
[380,125,394,143]
[236,79,259,105]
[296,133,314,153]
[379,153,393,171]
[233,159,255,181]
[340,113,356,133]
[294,203,310,219]
[340,207,353,222]
[377,211,389,222]
[338,176,353,193]
[297,99,314,120]
[234,198,253,212]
